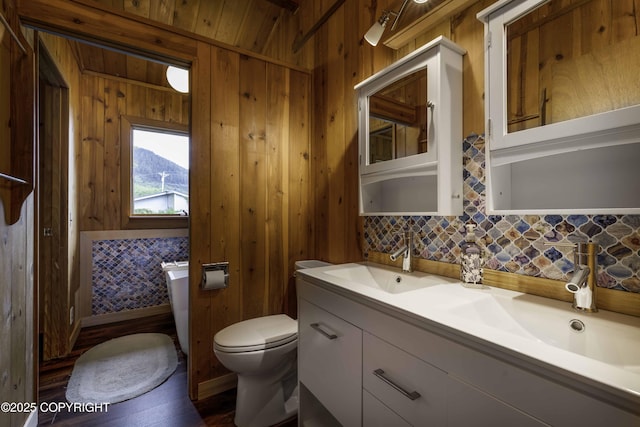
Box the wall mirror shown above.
[479,0,640,214]
[505,0,640,134]
[355,36,464,216]
[368,68,428,165]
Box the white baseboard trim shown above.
[81,304,171,327]
[197,373,237,400]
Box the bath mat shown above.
[66,333,178,404]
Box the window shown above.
[121,116,189,229]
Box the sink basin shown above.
[446,289,640,371]
[323,263,457,294]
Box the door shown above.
[38,45,70,360]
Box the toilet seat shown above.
[214,314,297,353]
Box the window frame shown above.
[120,115,189,229]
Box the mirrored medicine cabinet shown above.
[355,36,465,215]
[478,0,640,214]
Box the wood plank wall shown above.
[190,41,313,398]
[0,197,35,427]
[0,3,35,426]
[78,72,190,231]
[306,0,493,264]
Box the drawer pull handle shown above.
[310,323,338,340]
[373,368,421,401]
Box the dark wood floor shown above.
[38,313,297,427]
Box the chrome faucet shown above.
[390,231,413,273]
[547,241,598,312]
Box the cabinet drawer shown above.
[298,298,362,427]
[363,390,411,427]
[363,332,448,426]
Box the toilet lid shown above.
[214,314,297,353]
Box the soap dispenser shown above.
[461,224,483,287]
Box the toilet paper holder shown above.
[201,262,230,290]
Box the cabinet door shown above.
[363,332,448,426]
[298,298,362,427]
[363,390,411,427]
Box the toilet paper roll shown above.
[202,270,228,290]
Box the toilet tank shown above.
[161,261,189,355]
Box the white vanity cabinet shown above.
[297,275,639,426]
[296,278,540,426]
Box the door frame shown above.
[20,0,198,397]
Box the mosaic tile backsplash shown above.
[92,236,189,315]
[363,134,640,293]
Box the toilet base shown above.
[234,355,298,427]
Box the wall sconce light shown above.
[364,12,392,46]
[166,65,189,93]
[364,0,430,46]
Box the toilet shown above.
[161,261,189,354]
[214,259,331,427]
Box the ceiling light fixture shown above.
[364,0,430,46]
[166,65,189,93]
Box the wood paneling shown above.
[190,40,214,387]
[18,0,197,65]
[78,73,189,231]
[310,0,394,265]
[307,0,494,266]
[0,196,35,427]
[64,0,310,73]
[190,42,312,399]
[7,198,32,427]
[239,55,268,320]
[453,0,494,136]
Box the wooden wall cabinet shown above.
[355,36,464,216]
[478,0,640,214]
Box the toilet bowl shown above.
[214,259,332,427]
[161,261,189,354]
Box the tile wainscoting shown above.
[80,229,189,322]
[363,134,640,294]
